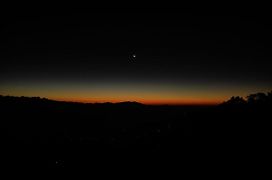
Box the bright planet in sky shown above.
[0,10,271,106]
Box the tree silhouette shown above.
[266,91,272,105]
[222,90,272,106]
[246,93,267,103]
[222,96,246,106]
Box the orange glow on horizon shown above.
[53,96,222,105]
[1,79,271,106]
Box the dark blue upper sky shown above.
[0,8,271,104]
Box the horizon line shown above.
[0,94,221,106]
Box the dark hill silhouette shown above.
[0,95,193,167]
[0,92,271,168]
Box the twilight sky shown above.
[0,8,271,105]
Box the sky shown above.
[0,8,271,105]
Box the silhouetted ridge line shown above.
[1,90,271,107]
[0,95,145,106]
[220,90,272,107]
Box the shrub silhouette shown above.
[222,96,246,106]
[222,90,272,106]
[247,93,267,103]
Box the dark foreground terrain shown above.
[0,94,271,169]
